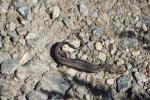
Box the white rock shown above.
[32,0,39,5]
[117,58,125,65]
[95,42,102,51]
[135,21,142,28]
[65,68,77,77]
[20,51,33,65]
[62,44,75,52]
[15,67,29,80]
[9,22,16,31]
[70,40,81,48]
[26,32,37,39]
[111,45,117,55]
[98,52,107,62]
[134,72,148,85]
[142,23,148,31]
[0,51,11,63]
[106,78,115,85]
[81,54,88,60]
[96,71,104,80]
[52,6,60,19]
[131,50,140,56]
[109,38,115,44]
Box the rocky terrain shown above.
[0,0,150,100]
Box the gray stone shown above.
[29,63,49,74]
[62,19,75,29]
[90,10,98,18]
[15,67,29,80]
[8,31,18,38]
[26,90,48,100]
[1,58,19,74]
[14,95,26,100]
[122,37,138,48]
[78,2,88,16]
[74,85,87,99]
[12,0,26,9]
[36,72,70,95]
[7,22,16,31]
[126,63,132,70]
[26,32,38,39]
[0,52,11,64]
[17,6,30,19]
[91,26,103,36]
[117,76,131,92]
[26,32,55,48]
[147,88,150,95]
[135,21,142,29]
[0,80,17,98]
[16,26,27,36]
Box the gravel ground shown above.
[0,0,150,100]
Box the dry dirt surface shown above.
[0,0,150,100]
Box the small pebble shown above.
[98,52,107,62]
[117,58,125,66]
[142,23,148,31]
[90,10,98,18]
[135,21,142,29]
[16,26,27,36]
[65,68,77,81]
[78,2,88,16]
[95,42,102,51]
[105,40,110,46]
[126,63,133,70]
[0,51,11,63]
[17,6,29,19]
[62,44,75,52]
[19,51,33,65]
[26,32,37,39]
[81,54,88,61]
[70,40,81,48]
[52,6,60,19]
[12,53,19,59]
[134,72,148,85]
[109,38,115,44]
[106,78,115,85]
[15,67,29,80]
[111,44,117,55]
[9,22,16,31]
[131,50,140,56]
